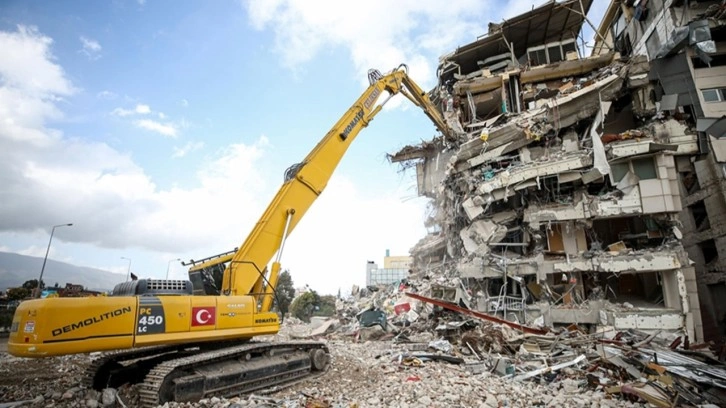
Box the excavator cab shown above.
[188,263,226,295]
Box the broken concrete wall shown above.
[407,147,455,198]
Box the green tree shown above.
[314,295,337,317]
[273,270,295,317]
[7,287,30,300]
[22,279,43,290]
[290,290,320,322]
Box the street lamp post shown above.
[166,258,181,280]
[121,257,132,282]
[37,223,73,298]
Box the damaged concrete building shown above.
[390,0,723,344]
[592,0,726,348]
[592,0,726,344]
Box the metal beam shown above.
[404,291,548,335]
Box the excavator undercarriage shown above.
[85,341,330,407]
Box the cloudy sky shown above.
[0,0,607,295]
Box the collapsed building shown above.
[389,0,726,345]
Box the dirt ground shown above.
[0,349,89,403]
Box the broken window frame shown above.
[631,157,658,180]
[608,156,658,184]
[526,39,579,67]
[527,46,548,66]
[610,162,630,183]
[689,200,711,232]
[701,88,726,103]
[691,53,726,69]
[698,238,718,265]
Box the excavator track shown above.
[83,339,257,390]
[138,341,329,407]
[83,344,190,390]
[82,341,329,407]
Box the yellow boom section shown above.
[189,64,453,304]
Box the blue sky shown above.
[0,0,607,294]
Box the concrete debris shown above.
[427,338,453,353]
[281,278,724,407]
[356,308,388,330]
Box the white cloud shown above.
[180,99,189,107]
[97,90,117,100]
[136,104,151,114]
[17,245,49,258]
[244,0,491,87]
[113,104,184,137]
[0,26,75,97]
[112,103,151,116]
[79,36,102,60]
[172,141,204,158]
[134,119,177,137]
[0,26,75,147]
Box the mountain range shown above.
[0,251,126,293]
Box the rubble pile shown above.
[274,281,726,407]
[2,289,726,408]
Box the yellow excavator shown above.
[8,64,454,406]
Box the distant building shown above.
[365,249,412,286]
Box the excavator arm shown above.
[188,64,453,310]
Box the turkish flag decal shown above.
[191,307,216,326]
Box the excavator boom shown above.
[188,64,453,310]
